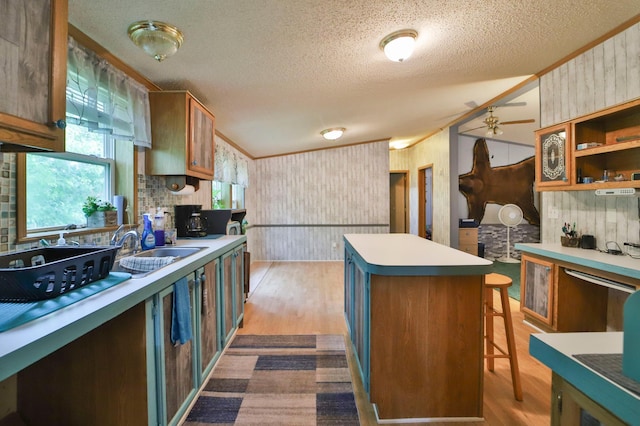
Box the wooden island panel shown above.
[370,274,484,419]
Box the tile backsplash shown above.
[0,150,210,254]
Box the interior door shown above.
[418,165,433,239]
[389,172,407,233]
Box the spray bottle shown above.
[154,207,166,246]
[141,213,156,250]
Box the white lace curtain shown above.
[66,37,152,148]
[214,138,249,187]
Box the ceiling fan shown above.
[460,105,535,136]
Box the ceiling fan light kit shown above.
[380,29,418,62]
[128,20,184,62]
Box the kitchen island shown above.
[0,235,246,426]
[344,233,493,422]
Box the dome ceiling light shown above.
[380,29,418,62]
[127,20,184,62]
[321,127,346,141]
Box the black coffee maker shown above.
[175,205,203,237]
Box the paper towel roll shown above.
[113,195,125,225]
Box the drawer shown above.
[459,244,478,255]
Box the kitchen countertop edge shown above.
[530,332,640,424]
[0,235,246,382]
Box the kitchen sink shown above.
[131,246,205,258]
[111,246,206,278]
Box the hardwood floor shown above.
[239,261,551,425]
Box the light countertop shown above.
[530,332,640,424]
[516,242,640,280]
[0,235,246,382]
[344,233,492,276]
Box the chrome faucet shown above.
[110,224,126,246]
[116,229,140,254]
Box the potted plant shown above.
[83,196,118,228]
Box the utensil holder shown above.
[561,236,580,247]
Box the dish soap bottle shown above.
[154,207,166,247]
[141,213,156,250]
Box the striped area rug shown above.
[184,334,360,425]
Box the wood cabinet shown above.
[9,241,246,426]
[521,255,555,326]
[156,273,198,426]
[198,260,221,381]
[147,91,215,180]
[458,227,478,255]
[0,0,67,152]
[535,123,571,189]
[344,236,486,421]
[520,254,610,332]
[536,98,640,191]
[551,373,625,426]
[220,244,245,348]
[344,249,369,391]
[572,98,640,190]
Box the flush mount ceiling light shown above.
[127,20,184,62]
[380,29,418,62]
[321,127,346,141]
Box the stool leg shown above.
[500,287,523,401]
[485,287,495,372]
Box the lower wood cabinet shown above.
[198,259,220,381]
[220,244,245,348]
[521,254,555,326]
[458,227,478,255]
[154,272,198,426]
[520,253,611,332]
[551,373,625,426]
[9,242,244,426]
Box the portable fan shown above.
[497,204,523,263]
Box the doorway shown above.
[418,165,433,239]
[389,171,408,233]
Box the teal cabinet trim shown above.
[530,334,640,424]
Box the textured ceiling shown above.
[68,1,640,157]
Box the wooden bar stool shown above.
[484,272,523,401]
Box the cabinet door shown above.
[157,274,198,426]
[551,373,626,426]
[198,260,220,380]
[535,123,571,189]
[233,245,245,328]
[352,259,370,392]
[220,250,235,347]
[188,98,215,177]
[344,249,355,336]
[521,255,555,326]
[0,0,66,151]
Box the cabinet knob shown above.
[49,119,67,129]
[192,160,197,166]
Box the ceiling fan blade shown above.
[500,119,536,125]
[500,101,527,107]
[459,125,486,133]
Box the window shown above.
[212,181,245,209]
[25,123,115,232]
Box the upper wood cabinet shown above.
[147,91,215,180]
[536,98,640,192]
[535,123,571,190]
[0,0,67,152]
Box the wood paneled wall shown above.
[246,142,389,260]
[389,129,452,245]
[539,22,640,245]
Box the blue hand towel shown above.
[171,277,193,345]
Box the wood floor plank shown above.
[240,261,551,425]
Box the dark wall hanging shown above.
[459,138,540,225]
